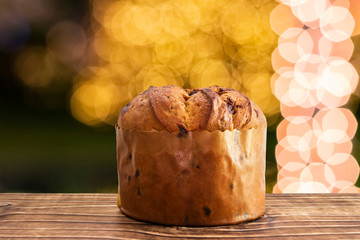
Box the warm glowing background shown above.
[0,0,359,192]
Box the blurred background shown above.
[0,0,359,193]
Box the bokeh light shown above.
[271,0,360,193]
[278,27,312,63]
[47,21,88,64]
[70,74,128,126]
[291,0,328,25]
[15,46,57,89]
[320,6,355,42]
[270,4,303,36]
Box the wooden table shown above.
[0,193,359,239]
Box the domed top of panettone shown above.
[117,85,266,132]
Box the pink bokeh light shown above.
[278,28,312,63]
[291,0,328,24]
[320,6,355,42]
[271,0,360,193]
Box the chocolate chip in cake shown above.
[203,206,211,216]
[177,125,188,138]
[125,153,132,164]
[127,175,131,182]
[189,89,198,96]
[230,183,234,191]
[179,169,187,177]
[226,97,236,114]
[137,187,141,196]
[219,88,226,93]
[135,169,140,178]
[195,164,200,169]
[184,215,189,224]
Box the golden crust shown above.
[119,90,164,131]
[118,85,266,132]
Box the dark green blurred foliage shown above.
[0,92,117,193]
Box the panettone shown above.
[116,85,266,226]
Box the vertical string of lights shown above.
[271,0,360,193]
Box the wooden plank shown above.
[0,193,359,239]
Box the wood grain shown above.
[0,193,359,239]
